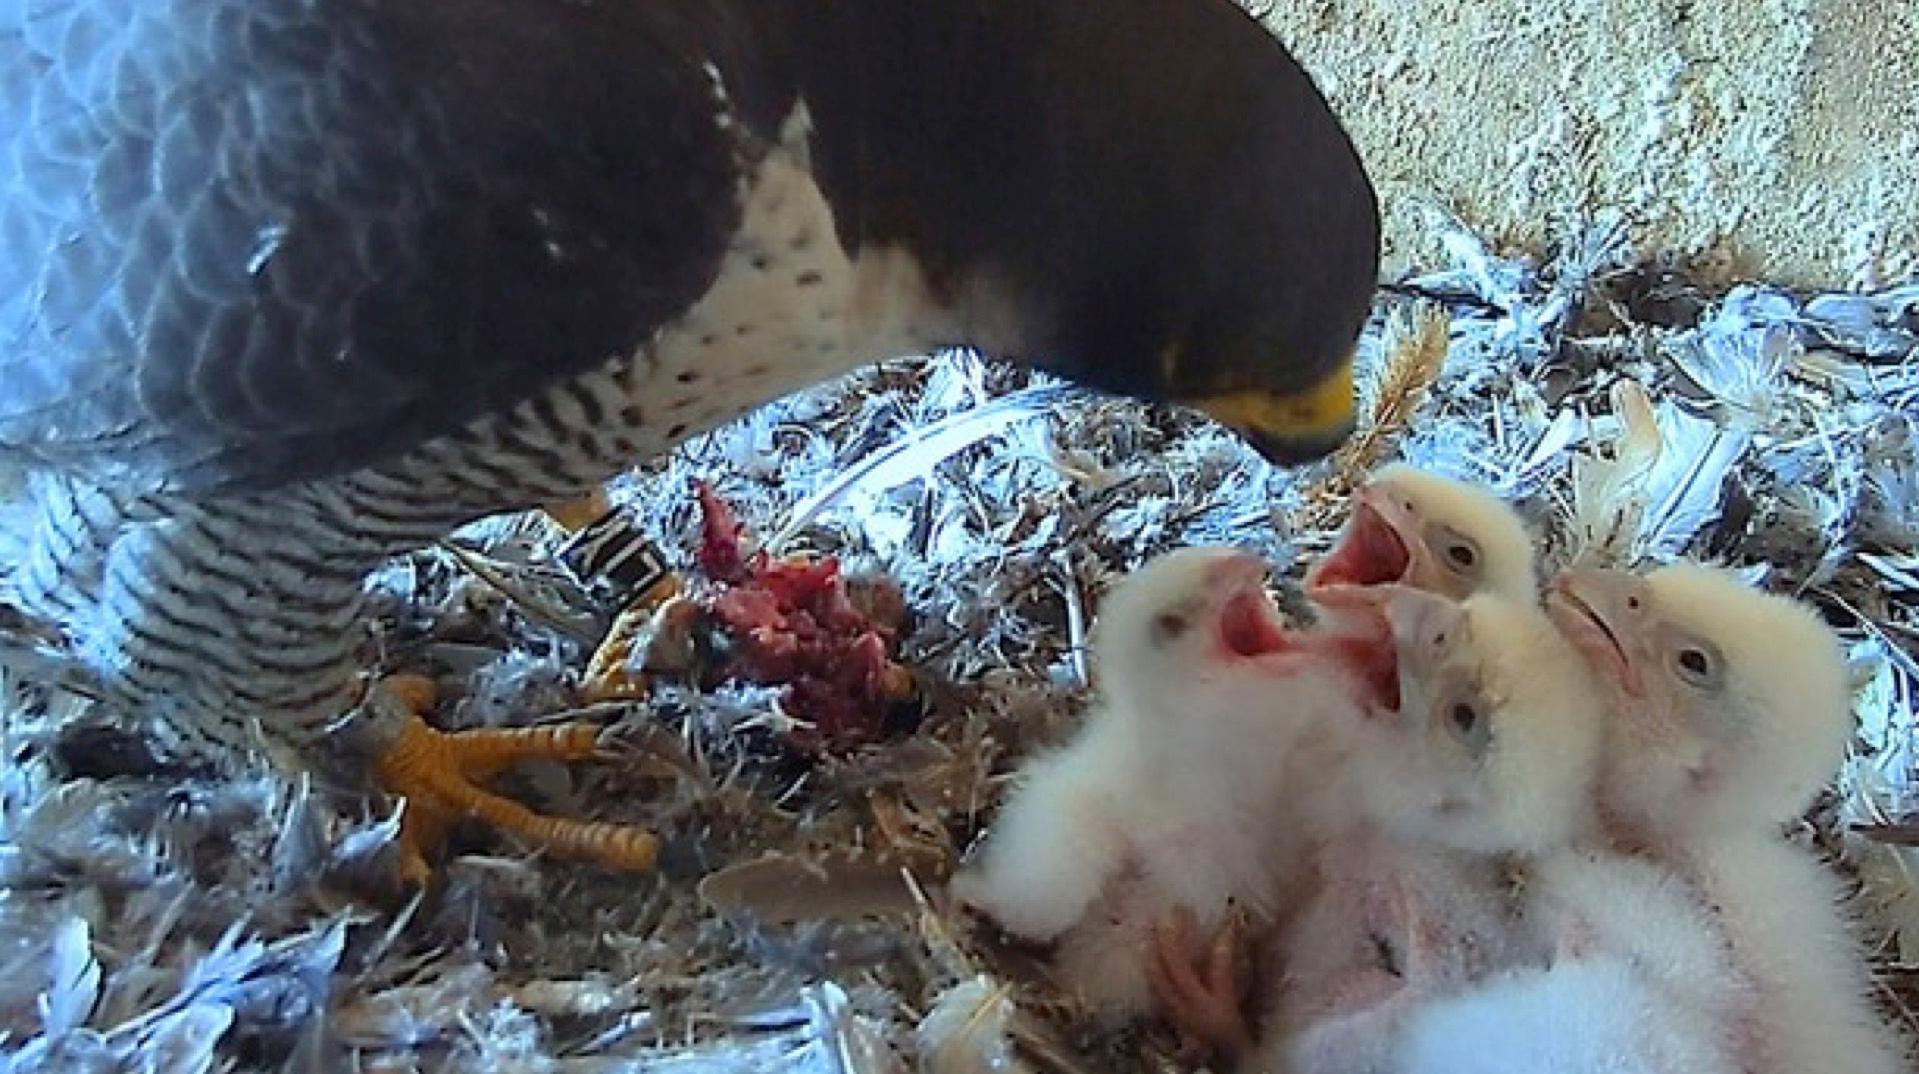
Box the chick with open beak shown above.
[1152,582,1604,1072]
[1306,465,1538,605]
[1344,586,1601,859]
[953,547,1388,1027]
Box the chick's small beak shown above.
[1186,352,1357,466]
[1205,552,1297,660]
[1546,569,1645,696]
[1204,549,1273,593]
[1384,587,1464,662]
[1362,585,1461,716]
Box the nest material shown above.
[1,215,1915,1072]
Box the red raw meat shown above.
[691,481,912,753]
[695,481,752,583]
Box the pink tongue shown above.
[1219,591,1291,657]
[1306,611,1400,712]
[1312,505,1411,589]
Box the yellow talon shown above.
[375,673,661,881]
[580,581,691,703]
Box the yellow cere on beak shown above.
[1186,351,1358,465]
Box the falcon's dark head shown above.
[775,0,1380,465]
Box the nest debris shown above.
[1,214,1915,1071]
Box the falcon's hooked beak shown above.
[1184,352,1357,466]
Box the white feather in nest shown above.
[1402,212,1538,312]
[910,350,995,424]
[1802,283,1919,361]
[0,460,34,607]
[631,983,903,1074]
[1860,414,1919,547]
[1837,641,1919,963]
[2,908,347,1071]
[1634,400,1749,558]
[1628,303,1799,559]
[37,918,100,1039]
[1567,341,1781,567]
[1668,303,1796,425]
[1399,211,1627,369]
[1399,380,1570,500]
[1567,379,1663,566]
[915,976,1032,1074]
[768,385,1075,554]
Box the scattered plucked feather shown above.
[1861,417,1919,545]
[1840,642,1919,962]
[1635,399,1748,557]
[914,976,1030,1074]
[1803,286,1919,360]
[270,776,329,895]
[1859,553,1919,594]
[1566,379,1662,565]
[768,386,1074,554]
[134,1002,232,1074]
[803,982,904,1074]
[698,851,926,928]
[37,919,98,1038]
[1664,319,1794,424]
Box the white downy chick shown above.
[1398,850,1747,1074]
[1545,562,1852,839]
[1257,586,1606,1074]
[954,546,1388,1021]
[1546,563,1912,1074]
[1397,957,1734,1074]
[1307,464,1537,604]
[1344,587,1598,857]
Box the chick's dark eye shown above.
[1450,703,1479,736]
[1678,648,1710,675]
[1446,543,1477,569]
[1154,613,1189,641]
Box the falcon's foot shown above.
[580,584,701,703]
[1148,904,1258,1064]
[375,674,660,886]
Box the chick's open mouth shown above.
[1218,587,1294,658]
[1334,608,1401,714]
[1215,582,1403,711]
[1308,501,1411,591]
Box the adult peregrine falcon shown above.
[1,0,1380,877]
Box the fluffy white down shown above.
[956,665,1362,1019]
[955,549,1370,1019]
[1396,957,1738,1074]
[1404,855,1743,1073]
[1686,836,1914,1074]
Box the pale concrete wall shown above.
[1256,0,1919,288]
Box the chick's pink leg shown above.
[1147,905,1257,1063]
